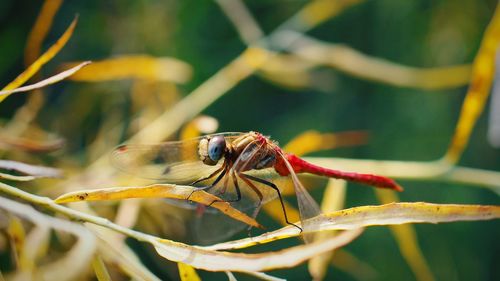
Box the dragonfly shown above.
[111,131,402,234]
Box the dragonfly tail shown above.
[282,154,403,191]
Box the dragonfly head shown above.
[198,135,227,165]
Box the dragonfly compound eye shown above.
[207,135,226,163]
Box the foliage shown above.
[0,0,498,280]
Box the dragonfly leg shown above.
[238,173,264,230]
[241,173,302,233]
[208,170,242,207]
[190,164,225,186]
[187,164,228,201]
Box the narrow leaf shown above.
[54,184,263,229]
[205,202,500,251]
[0,62,90,98]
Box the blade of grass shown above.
[443,3,500,163]
[1,16,77,98]
[178,263,201,281]
[375,190,436,281]
[24,0,64,66]
[0,62,90,98]
[203,202,500,251]
[54,184,263,229]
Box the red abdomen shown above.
[275,153,402,191]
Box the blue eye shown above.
[208,136,226,162]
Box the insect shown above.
[112,131,402,233]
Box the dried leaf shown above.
[0,160,62,178]
[92,255,112,281]
[308,179,346,280]
[204,202,500,251]
[0,16,78,101]
[375,190,435,281]
[284,130,369,156]
[0,196,96,281]
[0,62,91,99]
[54,184,263,229]
[178,263,201,281]
[289,34,471,90]
[24,0,64,66]
[0,134,64,153]
[153,228,363,272]
[62,55,192,83]
[7,216,25,264]
[0,173,37,182]
[444,4,500,163]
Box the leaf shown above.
[0,160,62,178]
[284,130,369,156]
[0,16,78,101]
[178,263,201,281]
[24,0,64,66]
[54,184,263,229]
[92,255,112,281]
[0,134,64,153]
[204,202,500,251]
[0,62,91,99]
[376,190,436,281]
[61,55,193,83]
[7,215,26,263]
[289,34,472,90]
[153,228,363,272]
[0,196,96,281]
[444,4,500,163]
[308,179,347,280]
[0,173,37,182]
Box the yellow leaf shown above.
[62,55,192,83]
[204,202,500,251]
[0,62,90,100]
[24,0,64,66]
[284,130,368,156]
[178,263,201,281]
[7,216,25,263]
[444,3,500,163]
[308,179,346,280]
[54,184,263,229]
[92,255,112,281]
[154,228,363,272]
[376,190,436,281]
[1,16,78,101]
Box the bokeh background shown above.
[0,0,499,280]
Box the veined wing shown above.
[111,133,243,183]
[275,147,321,242]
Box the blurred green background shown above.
[0,0,499,280]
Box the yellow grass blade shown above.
[289,34,471,90]
[92,255,112,281]
[154,228,363,272]
[24,0,64,66]
[284,130,368,156]
[178,263,201,281]
[1,16,77,98]
[376,190,436,281]
[62,55,192,83]
[0,62,90,100]
[0,159,62,178]
[54,184,263,229]
[203,202,500,251]
[444,3,500,163]
[308,179,346,280]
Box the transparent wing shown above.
[110,133,243,183]
[275,149,321,242]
